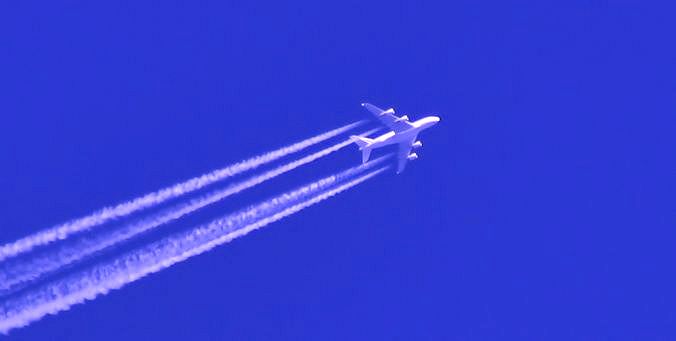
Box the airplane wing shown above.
[396,138,415,174]
[362,102,414,133]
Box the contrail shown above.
[0,145,385,294]
[0,166,388,334]
[0,121,365,262]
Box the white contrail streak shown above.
[0,146,385,293]
[0,166,388,334]
[0,121,365,262]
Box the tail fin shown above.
[350,135,374,163]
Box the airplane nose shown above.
[432,116,440,123]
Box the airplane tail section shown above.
[361,148,372,163]
[350,135,373,150]
[350,135,374,163]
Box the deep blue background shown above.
[1,1,675,339]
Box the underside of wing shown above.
[396,140,415,174]
[362,103,413,133]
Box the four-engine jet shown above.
[350,102,440,173]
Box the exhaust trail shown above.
[0,144,385,294]
[0,129,380,292]
[0,121,365,262]
[0,165,388,334]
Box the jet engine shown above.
[412,141,422,149]
[394,115,409,122]
[407,153,418,161]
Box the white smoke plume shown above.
[0,121,365,262]
[0,147,385,294]
[0,165,388,334]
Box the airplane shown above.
[350,102,440,173]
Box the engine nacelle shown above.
[394,115,409,122]
[381,108,395,116]
[407,153,418,161]
[412,141,422,149]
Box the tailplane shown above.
[350,135,373,150]
[350,135,374,163]
[361,148,372,163]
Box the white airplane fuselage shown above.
[351,102,440,173]
[367,116,440,149]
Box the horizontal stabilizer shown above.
[350,135,374,163]
[350,135,374,150]
[361,148,372,163]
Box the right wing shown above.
[396,139,415,174]
[362,102,413,133]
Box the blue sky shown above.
[1,1,674,339]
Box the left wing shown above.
[362,102,413,133]
[396,138,416,174]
